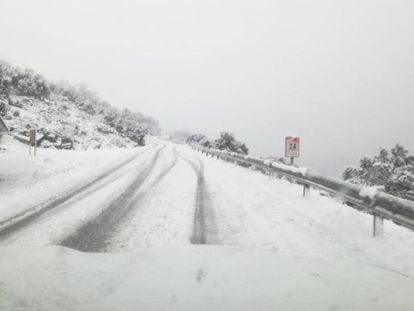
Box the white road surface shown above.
[0,137,414,310]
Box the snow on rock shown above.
[359,186,379,199]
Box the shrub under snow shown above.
[343,144,414,200]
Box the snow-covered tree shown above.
[214,132,249,155]
[186,134,212,147]
[343,144,414,200]
[12,69,50,99]
[50,80,161,139]
[170,131,191,142]
[0,61,14,96]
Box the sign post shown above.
[285,136,300,165]
[29,129,36,157]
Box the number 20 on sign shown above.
[285,136,300,158]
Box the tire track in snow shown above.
[181,154,217,245]
[0,144,157,241]
[59,146,179,252]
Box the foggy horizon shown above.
[1,0,413,176]
[2,2,414,309]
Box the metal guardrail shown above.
[194,145,414,235]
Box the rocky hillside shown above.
[0,60,161,149]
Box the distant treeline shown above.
[186,132,249,155]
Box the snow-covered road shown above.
[1,137,414,310]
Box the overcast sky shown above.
[1,0,413,175]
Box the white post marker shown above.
[373,214,384,237]
[29,129,36,157]
[285,136,300,165]
[302,184,310,198]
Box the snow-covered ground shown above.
[0,137,414,310]
[0,135,149,222]
[4,93,135,149]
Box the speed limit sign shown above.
[285,136,300,158]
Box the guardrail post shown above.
[373,214,384,237]
[303,184,310,198]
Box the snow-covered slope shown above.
[0,60,160,150]
[4,94,135,149]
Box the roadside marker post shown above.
[29,129,36,157]
[373,214,384,237]
[369,200,384,237]
[303,184,310,198]
[284,136,308,198]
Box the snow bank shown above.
[271,161,308,176]
[359,186,379,199]
[0,135,144,222]
[0,245,413,311]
